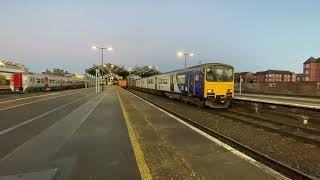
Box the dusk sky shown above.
[1,0,320,74]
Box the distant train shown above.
[10,72,85,92]
[118,79,127,89]
[131,63,234,108]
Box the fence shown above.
[235,82,320,96]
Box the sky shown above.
[1,0,320,74]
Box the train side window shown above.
[177,75,185,84]
[163,77,168,84]
[195,74,199,81]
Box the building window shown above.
[305,77,309,81]
[306,64,310,68]
[306,70,309,74]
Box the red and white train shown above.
[10,72,85,92]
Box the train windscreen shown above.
[206,65,234,82]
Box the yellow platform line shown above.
[116,89,153,180]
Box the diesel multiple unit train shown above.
[131,63,234,108]
[10,72,85,92]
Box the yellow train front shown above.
[203,64,234,108]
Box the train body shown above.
[118,79,127,88]
[10,72,85,92]
[132,63,234,108]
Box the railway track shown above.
[127,89,316,180]
[213,110,320,146]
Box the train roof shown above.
[140,63,233,79]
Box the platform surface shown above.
[0,87,288,179]
[0,88,140,180]
[117,88,286,180]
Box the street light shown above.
[177,51,194,69]
[91,45,113,66]
[107,47,113,52]
[91,45,113,91]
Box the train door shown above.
[170,75,174,91]
[13,73,22,91]
[194,72,201,96]
[60,78,63,88]
[44,76,48,91]
[146,78,148,88]
[155,77,157,90]
[189,72,195,95]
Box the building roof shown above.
[304,56,320,64]
[236,72,252,76]
[255,69,293,75]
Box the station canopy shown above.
[130,66,160,77]
[85,63,130,78]
[85,63,160,79]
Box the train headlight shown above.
[207,89,213,93]
[227,89,233,93]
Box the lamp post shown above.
[177,51,194,69]
[91,45,113,91]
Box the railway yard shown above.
[0,86,319,179]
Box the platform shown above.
[234,93,320,110]
[0,87,288,179]
[0,87,140,180]
[117,87,286,179]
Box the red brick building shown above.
[253,70,296,83]
[296,73,304,82]
[303,57,320,81]
[234,72,254,83]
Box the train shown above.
[131,63,234,108]
[10,72,85,92]
[118,79,127,89]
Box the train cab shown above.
[204,64,234,107]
